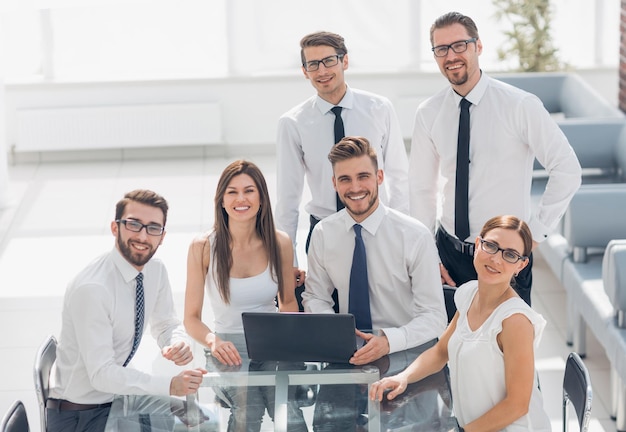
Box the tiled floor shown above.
[0,151,617,431]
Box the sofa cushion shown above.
[603,240,626,327]
[563,184,626,261]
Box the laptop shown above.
[242,312,358,363]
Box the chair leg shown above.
[563,398,568,432]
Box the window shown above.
[0,0,619,83]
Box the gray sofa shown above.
[501,72,626,429]
[498,72,624,121]
[539,185,626,430]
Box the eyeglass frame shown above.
[431,38,477,57]
[116,219,165,236]
[477,237,528,264]
[302,54,345,72]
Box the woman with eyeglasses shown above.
[369,215,550,431]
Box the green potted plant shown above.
[493,0,567,72]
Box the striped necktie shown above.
[123,272,145,367]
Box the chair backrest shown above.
[33,335,57,432]
[1,400,30,432]
[563,352,593,432]
[443,285,457,323]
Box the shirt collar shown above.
[110,247,142,284]
[315,85,354,115]
[452,70,489,107]
[340,201,387,236]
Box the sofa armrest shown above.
[561,74,625,119]
[603,240,626,328]
[564,184,626,262]
[557,120,625,172]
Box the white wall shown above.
[3,67,619,161]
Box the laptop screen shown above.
[242,312,358,363]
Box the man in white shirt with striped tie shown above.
[48,189,206,432]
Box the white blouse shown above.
[448,281,551,431]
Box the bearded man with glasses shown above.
[408,11,582,307]
[48,189,206,432]
[276,31,409,311]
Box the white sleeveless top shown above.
[448,281,551,431]
[204,232,278,333]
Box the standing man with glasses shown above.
[276,31,409,310]
[409,11,581,306]
[48,189,206,432]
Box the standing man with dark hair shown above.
[276,31,409,307]
[48,189,206,432]
[409,11,581,305]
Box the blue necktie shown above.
[331,106,346,211]
[123,272,145,367]
[349,224,372,330]
[455,98,472,241]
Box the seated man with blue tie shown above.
[303,137,447,430]
[47,189,207,432]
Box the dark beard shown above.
[117,232,156,267]
[447,71,468,86]
[342,189,378,218]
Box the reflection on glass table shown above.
[104,334,458,431]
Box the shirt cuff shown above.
[379,327,405,354]
[151,375,174,396]
[527,217,551,243]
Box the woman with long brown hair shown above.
[184,160,305,431]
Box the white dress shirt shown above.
[50,248,188,404]
[276,86,409,248]
[302,203,447,354]
[409,72,582,242]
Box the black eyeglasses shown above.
[432,38,477,57]
[303,54,344,72]
[116,219,164,236]
[478,237,527,264]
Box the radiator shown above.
[15,102,222,152]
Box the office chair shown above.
[563,352,593,432]
[443,285,457,323]
[1,400,30,432]
[33,335,57,432]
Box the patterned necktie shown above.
[331,106,346,211]
[349,224,372,331]
[455,98,472,241]
[123,272,145,367]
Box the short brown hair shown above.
[328,136,378,171]
[115,189,169,226]
[430,12,480,46]
[479,215,532,257]
[300,31,348,65]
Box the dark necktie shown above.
[349,224,372,331]
[331,106,346,211]
[455,98,472,241]
[123,272,145,367]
